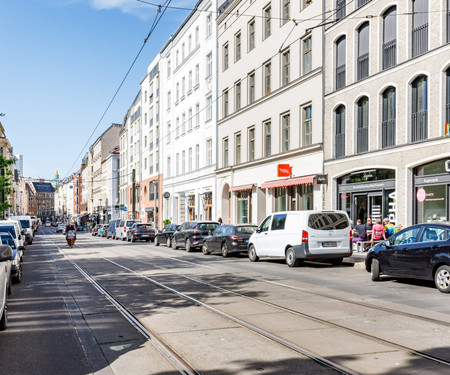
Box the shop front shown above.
[337,169,396,224]
[229,184,253,224]
[413,158,450,223]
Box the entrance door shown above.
[354,194,368,223]
[368,194,383,222]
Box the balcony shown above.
[336,64,346,90]
[335,133,345,158]
[382,119,396,148]
[412,23,428,58]
[411,110,428,142]
[357,53,369,81]
[383,39,396,70]
[356,126,368,153]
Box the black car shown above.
[106,219,120,239]
[154,224,178,247]
[172,221,220,252]
[202,224,257,257]
[365,222,450,293]
[126,223,156,242]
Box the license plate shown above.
[322,242,337,247]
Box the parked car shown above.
[154,224,178,247]
[126,223,156,242]
[0,232,23,262]
[0,232,22,283]
[101,225,109,237]
[202,224,258,257]
[56,223,65,233]
[0,245,13,330]
[106,219,120,239]
[10,216,34,245]
[365,222,450,293]
[116,220,142,241]
[172,221,220,252]
[96,225,105,237]
[0,220,26,248]
[91,224,100,236]
[45,220,51,227]
[248,210,352,267]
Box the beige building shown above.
[323,0,450,227]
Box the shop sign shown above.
[316,174,328,184]
[416,188,426,203]
[277,164,292,177]
[388,191,397,224]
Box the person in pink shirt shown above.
[371,219,386,243]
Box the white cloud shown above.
[90,0,154,19]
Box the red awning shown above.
[261,175,316,189]
[230,184,254,192]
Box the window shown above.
[167,156,171,177]
[336,36,346,89]
[176,153,179,175]
[176,82,179,101]
[167,91,171,109]
[195,26,199,46]
[182,42,185,60]
[167,59,171,77]
[411,75,428,142]
[356,96,369,153]
[207,139,212,166]
[223,43,229,71]
[182,77,186,96]
[188,148,192,172]
[176,50,179,66]
[412,0,428,57]
[303,105,312,146]
[167,122,171,144]
[248,127,255,161]
[264,120,271,156]
[182,150,185,174]
[206,53,212,77]
[264,5,271,39]
[195,64,199,86]
[235,32,241,61]
[248,72,255,104]
[282,50,290,86]
[144,90,147,102]
[335,105,345,158]
[382,87,396,148]
[248,19,255,51]
[260,216,271,232]
[176,117,179,137]
[264,62,271,95]
[282,0,289,25]
[188,108,193,131]
[281,113,290,152]
[196,103,200,126]
[446,68,450,126]
[271,214,287,230]
[206,13,212,37]
[145,113,147,125]
[303,37,312,74]
[235,133,241,164]
[383,6,397,70]
[301,0,311,9]
[357,23,369,80]
[447,0,450,43]
[235,81,241,110]
[189,70,193,91]
[223,138,229,167]
[336,0,346,20]
[358,0,369,7]
[223,89,229,117]
[206,96,212,121]
[419,226,446,242]
[182,113,186,134]
[195,144,200,170]
[392,227,420,245]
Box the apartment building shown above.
[102,146,120,222]
[215,0,324,224]
[159,0,217,224]
[323,0,450,226]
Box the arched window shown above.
[336,36,346,89]
[382,87,396,148]
[412,0,428,57]
[357,23,369,80]
[411,75,428,141]
[356,96,369,153]
[335,105,346,158]
[383,6,397,70]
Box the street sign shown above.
[163,192,170,199]
[316,174,328,184]
[122,205,127,211]
[277,164,292,177]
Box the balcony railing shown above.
[356,126,368,153]
[412,23,428,57]
[357,53,369,81]
[336,0,346,20]
[382,119,396,148]
[336,64,346,90]
[411,110,428,142]
[335,133,345,158]
[383,39,396,70]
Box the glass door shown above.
[368,194,383,222]
[354,194,368,223]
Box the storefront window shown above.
[274,187,286,211]
[237,192,249,223]
[416,159,447,176]
[188,196,195,220]
[339,169,395,184]
[203,193,212,221]
[416,185,447,222]
[340,192,351,217]
[299,184,313,210]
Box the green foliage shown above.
[0,155,14,214]
[163,219,171,226]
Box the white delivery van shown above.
[10,216,34,245]
[248,210,352,267]
[0,220,26,249]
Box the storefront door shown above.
[368,194,383,222]
[354,194,368,223]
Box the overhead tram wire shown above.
[62,0,171,180]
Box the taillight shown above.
[230,235,242,240]
[302,230,308,242]
[124,227,126,232]
[191,230,201,234]
[350,229,353,241]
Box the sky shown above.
[0,0,196,181]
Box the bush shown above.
[163,219,171,226]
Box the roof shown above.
[32,182,55,193]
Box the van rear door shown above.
[306,212,350,255]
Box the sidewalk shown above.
[344,250,367,269]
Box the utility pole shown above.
[132,168,136,219]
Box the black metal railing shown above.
[357,53,369,81]
[382,119,396,148]
[336,64,346,89]
[412,23,428,57]
[335,133,345,158]
[336,0,346,20]
[411,110,428,142]
[356,126,368,153]
[383,39,396,70]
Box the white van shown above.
[0,220,26,248]
[10,216,33,245]
[248,210,352,267]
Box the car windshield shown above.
[0,235,15,248]
[19,220,30,228]
[236,226,257,234]
[197,223,219,231]
[0,226,16,238]
[308,213,349,230]
[126,221,136,226]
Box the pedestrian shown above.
[383,218,395,238]
[371,219,386,243]
[365,217,373,241]
[352,219,367,243]
[218,217,223,226]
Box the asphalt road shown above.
[1,228,449,375]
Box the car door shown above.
[209,227,222,252]
[252,215,272,256]
[267,214,288,257]
[385,226,422,276]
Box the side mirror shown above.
[384,240,391,248]
[0,245,13,262]
[256,227,261,234]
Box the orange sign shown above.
[277,164,292,177]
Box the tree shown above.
[0,155,14,217]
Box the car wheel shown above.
[0,300,7,331]
[122,235,126,241]
[221,243,229,258]
[202,243,210,255]
[13,265,23,284]
[166,237,172,248]
[435,265,450,293]
[286,247,300,267]
[154,237,159,246]
[172,239,178,250]
[248,245,259,262]
[371,259,381,281]
[331,257,343,266]
[131,235,136,243]
[185,239,192,252]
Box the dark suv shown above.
[172,221,220,252]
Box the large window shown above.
[223,89,229,117]
[282,0,289,25]
[206,13,212,37]
[235,81,241,110]
[382,87,396,148]
[248,72,255,104]
[248,127,255,161]
[223,43,229,71]
[412,0,428,57]
[264,5,271,39]
[264,61,271,95]
[248,19,255,51]
[303,105,312,146]
[281,113,290,152]
[206,53,212,77]
[336,36,346,89]
[206,139,212,166]
[303,37,312,74]
[335,105,345,158]
[411,75,428,142]
[383,7,397,70]
[264,120,271,156]
[447,68,450,126]
[235,133,241,164]
[357,23,369,81]
[336,0,346,20]
[235,32,241,61]
[223,138,229,167]
[206,96,212,121]
[356,96,369,153]
[282,50,290,86]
